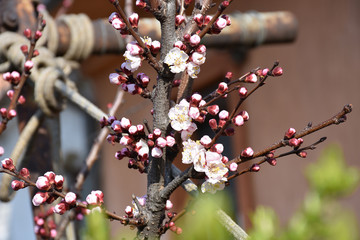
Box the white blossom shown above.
[181,122,198,140]
[182,139,205,167]
[168,99,192,131]
[187,62,200,78]
[164,48,189,73]
[191,52,206,65]
[204,151,228,184]
[201,179,226,194]
[123,51,142,72]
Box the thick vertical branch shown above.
[141,0,177,239]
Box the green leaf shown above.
[83,210,110,240]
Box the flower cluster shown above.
[193,13,231,34]
[33,210,57,239]
[32,172,64,207]
[164,40,206,78]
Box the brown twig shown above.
[227,104,352,167]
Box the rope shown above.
[58,14,95,61]
[234,11,267,46]
[0,32,27,72]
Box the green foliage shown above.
[249,144,360,240]
[83,210,110,240]
[177,193,233,239]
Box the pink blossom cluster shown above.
[2,71,21,85]
[193,13,231,34]
[34,210,57,239]
[32,172,64,207]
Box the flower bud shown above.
[175,15,185,26]
[217,82,228,94]
[0,146,4,156]
[53,203,68,215]
[285,128,296,139]
[19,167,30,178]
[200,135,212,148]
[272,66,283,76]
[11,180,25,191]
[289,138,300,147]
[204,15,212,25]
[224,127,235,136]
[219,110,229,120]
[245,73,257,83]
[233,115,244,126]
[65,192,77,205]
[189,34,200,47]
[266,158,277,166]
[165,200,173,210]
[44,171,55,184]
[129,13,139,28]
[190,93,202,105]
[108,12,119,23]
[214,17,227,30]
[299,151,307,158]
[207,105,219,115]
[189,107,200,119]
[32,192,49,206]
[120,136,133,146]
[136,0,146,8]
[23,28,31,39]
[241,147,254,157]
[229,162,238,172]
[54,175,64,189]
[183,34,190,42]
[222,156,229,164]
[120,117,131,130]
[212,143,224,154]
[125,205,133,217]
[218,119,226,128]
[36,176,51,191]
[250,164,260,172]
[11,71,20,83]
[209,119,218,130]
[195,44,206,54]
[153,128,162,138]
[18,95,26,104]
[20,45,28,55]
[166,136,176,147]
[7,109,17,119]
[238,87,247,97]
[0,108,7,118]
[112,18,126,30]
[193,14,204,27]
[151,147,163,158]
[34,30,42,40]
[239,110,249,121]
[150,40,161,55]
[156,137,167,148]
[1,158,15,171]
[24,60,34,72]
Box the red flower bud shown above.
[272,66,283,76]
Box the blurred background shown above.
[0,0,359,239]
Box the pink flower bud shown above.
[219,110,229,120]
[204,15,212,25]
[285,128,296,139]
[19,167,30,178]
[151,147,163,158]
[266,158,277,166]
[221,14,231,26]
[0,146,4,156]
[24,60,33,72]
[54,175,64,189]
[289,138,300,147]
[153,128,162,138]
[34,30,42,40]
[299,151,307,158]
[112,18,126,30]
[245,73,257,83]
[32,192,49,206]
[222,156,229,164]
[218,119,226,128]
[23,28,31,39]
[250,164,260,172]
[11,180,25,191]
[111,121,122,133]
[239,110,249,121]
[189,34,200,47]
[195,45,206,54]
[2,72,11,81]
[20,45,28,54]
[156,137,167,148]
[189,107,200,119]
[212,143,224,154]
[209,119,218,130]
[120,117,131,130]
[7,109,17,119]
[224,128,235,136]
[33,49,39,57]
[173,41,184,49]
[175,15,185,26]
[166,136,176,147]
[233,115,244,126]
[36,176,51,191]
[272,66,283,76]
[136,0,146,8]
[108,12,119,23]
[125,205,133,217]
[150,40,161,55]
[53,203,68,215]
[0,108,7,118]
[129,13,139,28]
[7,90,14,99]
[262,68,269,76]
[128,125,138,135]
[241,147,254,157]
[44,171,55,184]
[214,17,227,30]
[238,87,247,97]
[193,14,204,27]
[200,135,212,148]
[183,34,191,42]
[207,105,219,115]
[1,158,15,171]
[109,73,121,85]
[191,93,202,105]
[11,71,20,83]
[65,192,77,205]
[18,95,26,104]
[165,200,173,210]
[229,162,238,172]
[217,82,228,94]
[50,229,57,238]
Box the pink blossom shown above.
[214,17,227,30]
[245,73,257,83]
[272,66,283,76]
[289,138,300,147]
[120,136,133,146]
[285,127,296,139]
[233,115,244,126]
[126,42,143,56]
[241,147,254,157]
[108,12,119,23]
[239,110,249,121]
[156,137,167,148]
[125,205,133,216]
[128,125,138,135]
[112,18,126,30]
[251,164,260,172]
[191,93,202,105]
[189,107,200,119]
[168,99,192,131]
[207,105,220,115]
[120,117,131,129]
[212,143,224,154]
[109,73,121,85]
[153,128,162,137]
[239,87,247,97]
[166,136,176,147]
[53,203,68,215]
